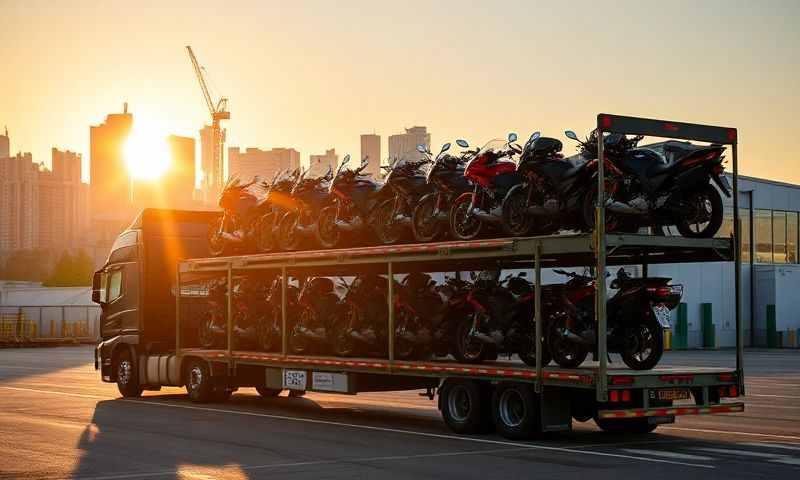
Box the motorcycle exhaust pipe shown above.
[334,218,362,232]
[606,201,641,215]
[220,232,244,243]
[297,325,327,341]
[471,208,502,224]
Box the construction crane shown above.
[186,45,230,200]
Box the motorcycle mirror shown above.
[343,154,351,164]
[456,139,469,148]
[416,144,427,153]
[440,143,451,153]
[565,130,579,141]
[529,131,541,143]
[508,132,518,143]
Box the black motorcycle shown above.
[375,155,435,244]
[317,155,395,248]
[412,140,476,242]
[255,275,300,352]
[277,167,333,251]
[208,175,272,256]
[546,268,682,370]
[454,269,551,366]
[287,277,342,355]
[254,169,301,254]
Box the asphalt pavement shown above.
[0,346,798,479]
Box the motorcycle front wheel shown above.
[411,193,444,243]
[620,315,664,370]
[453,317,487,364]
[208,216,229,257]
[450,193,483,241]
[316,205,344,249]
[546,317,588,368]
[277,212,302,251]
[257,215,275,253]
[332,304,359,357]
[674,184,723,238]
[501,188,534,237]
[373,198,405,245]
[256,307,280,352]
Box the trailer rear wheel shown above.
[439,379,492,434]
[185,358,214,403]
[256,386,282,397]
[114,349,142,398]
[595,417,658,434]
[492,383,540,440]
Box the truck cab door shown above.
[101,263,140,338]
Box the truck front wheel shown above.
[185,358,214,403]
[115,349,142,398]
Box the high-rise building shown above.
[166,135,196,209]
[360,134,381,177]
[199,124,225,205]
[388,126,430,164]
[0,152,39,252]
[228,146,301,184]
[38,149,90,252]
[90,103,133,219]
[308,149,338,177]
[0,127,9,159]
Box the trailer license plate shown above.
[657,388,690,401]
[283,370,307,390]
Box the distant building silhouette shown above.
[228,146,301,184]
[388,126,430,164]
[167,135,196,208]
[0,147,88,255]
[309,149,338,177]
[360,134,381,177]
[90,104,133,218]
[0,127,9,159]
[199,124,225,205]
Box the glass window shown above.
[788,212,798,264]
[754,209,772,263]
[740,210,751,263]
[773,211,787,263]
[108,270,123,302]
[717,206,734,239]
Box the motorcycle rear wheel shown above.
[675,184,723,238]
[518,332,553,368]
[208,216,229,257]
[411,193,444,243]
[620,315,664,370]
[257,215,275,253]
[546,317,589,368]
[450,193,483,241]
[373,198,405,245]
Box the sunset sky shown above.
[1,0,798,183]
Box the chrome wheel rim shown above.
[499,389,526,428]
[447,385,471,422]
[189,365,203,391]
[118,359,132,385]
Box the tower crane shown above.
[186,45,230,199]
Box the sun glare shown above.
[124,126,171,181]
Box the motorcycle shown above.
[255,275,300,352]
[449,133,523,240]
[208,175,273,256]
[198,280,227,348]
[287,277,342,355]
[454,269,551,366]
[198,278,264,349]
[375,153,436,244]
[501,131,605,236]
[317,155,395,248]
[546,268,682,370]
[257,169,302,253]
[277,167,333,251]
[411,140,476,242]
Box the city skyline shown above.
[2,1,799,184]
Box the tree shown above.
[43,249,94,287]
[0,249,52,282]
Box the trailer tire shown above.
[440,379,492,435]
[114,348,142,398]
[185,358,214,403]
[594,417,658,434]
[492,383,540,440]
[256,386,282,398]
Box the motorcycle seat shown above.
[641,141,708,176]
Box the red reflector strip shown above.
[611,375,635,385]
[598,402,744,419]
[659,374,695,383]
[718,373,735,382]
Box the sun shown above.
[124,125,171,180]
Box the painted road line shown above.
[696,447,788,459]
[621,449,713,461]
[660,426,800,441]
[748,393,800,399]
[771,458,800,466]
[738,442,800,451]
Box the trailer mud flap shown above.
[541,387,572,432]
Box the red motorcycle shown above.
[449,133,523,240]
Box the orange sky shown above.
[1,0,799,184]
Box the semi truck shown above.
[93,114,746,440]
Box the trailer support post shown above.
[732,140,744,394]
[226,262,234,373]
[596,123,609,402]
[387,261,394,365]
[175,265,181,362]
[281,266,288,357]
[534,242,543,393]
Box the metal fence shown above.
[0,305,100,345]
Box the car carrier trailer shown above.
[94,114,745,440]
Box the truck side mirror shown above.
[92,271,105,304]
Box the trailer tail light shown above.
[621,390,631,402]
[610,390,619,402]
[611,375,635,385]
[718,385,739,398]
[609,389,632,403]
[647,286,672,298]
[718,373,735,382]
